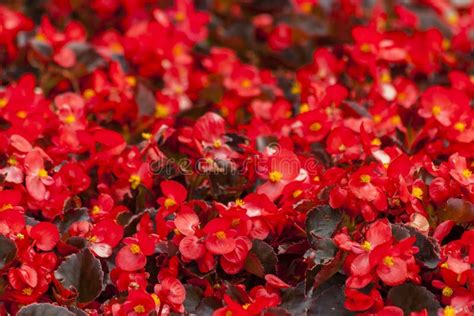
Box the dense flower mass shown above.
[0,0,473,315]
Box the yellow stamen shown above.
[141,132,152,140]
[360,43,372,53]
[411,187,423,200]
[291,82,301,95]
[299,103,310,113]
[126,76,137,87]
[16,111,27,119]
[373,114,382,123]
[269,171,283,183]
[454,122,466,132]
[22,288,33,295]
[338,144,346,152]
[64,114,76,124]
[151,293,161,306]
[91,205,100,215]
[240,79,252,88]
[129,175,141,189]
[215,231,226,240]
[133,304,145,313]
[371,138,381,146]
[16,233,24,240]
[164,197,176,209]
[231,218,240,227]
[242,303,251,310]
[383,256,394,267]
[38,169,48,178]
[7,156,17,166]
[361,241,372,252]
[213,139,222,148]
[360,174,371,183]
[443,305,456,316]
[0,204,13,212]
[292,190,303,198]
[83,89,95,99]
[0,97,8,108]
[442,286,453,297]
[309,122,321,132]
[155,103,169,119]
[130,244,141,254]
[235,199,245,207]
[432,105,442,116]
[462,169,472,178]
[390,115,401,125]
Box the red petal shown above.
[30,222,59,251]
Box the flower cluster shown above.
[0,0,473,315]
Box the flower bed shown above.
[0,1,473,315]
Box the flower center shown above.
[371,138,381,146]
[22,287,33,295]
[83,89,95,99]
[309,122,321,131]
[0,97,8,108]
[360,43,372,53]
[151,293,161,306]
[462,169,472,178]
[411,187,423,200]
[64,114,76,124]
[383,256,394,267]
[213,139,222,148]
[442,286,453,297]
[88,235,98,243]
[129,175,141,190]
[269,171,283,183]
[16,111,27,119]
[91,205,100,215]
[235,199,245,207]
[142,132,152,140]
[361,241,372,252]
[242,303,251,310]
[432,105,442,116]
[133,304,145,313]
[130,244,141,254]
[164,197,177,209]
[240,79,252,88]
[215,231,226,240]
[454,122,466,132]
[7,156,17,166]
[292,190,303,198]
[299,103,310,113]
[443,306,456,316]
[338,144,346,152]
[231,218,240,227]
[0,203,13,212]
[16,233,24,239]
[38,169,48,178]
[155,103,169,118]
[360,174,371,183]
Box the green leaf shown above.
[54,249,104,304]
[0,235,16,270]
[17,303,74,316]
[55,208,89,234]
[305,206,342,248]
[441,198,474,223]
[391,224,440,269]
[183,285,204,313]
[244,240,277,277]
[308,283,354,316]
[388,283,440,316]
[279,283,313,315]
